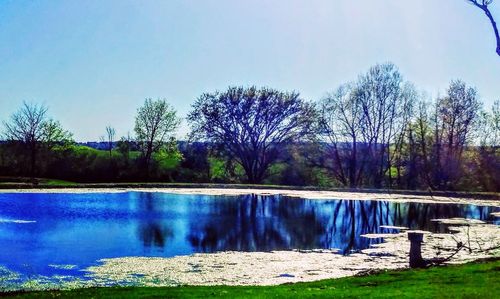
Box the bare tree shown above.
[105,126,116,158]
[476,100,500,191]
[409,100,435,189]
[355,63,415,188]
[468,0,500,56]
[433,80,482,188]
[320,63,415,188]
[3,102,72,179]
[188,86,316,184]
[479,100,500,147]
[319,63,417,187]
[134,98,180,177]
[318,84,364,187]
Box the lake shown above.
[0,191,498,283]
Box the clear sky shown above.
[1,0,499,141]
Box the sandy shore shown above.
[1,187,499,207]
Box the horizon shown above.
[1,0,499,141]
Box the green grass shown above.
[41,179,77,187]
[0,177,77,187]
[3,259,499,298]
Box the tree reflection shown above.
[187,194,497,254]
[139,222,173,248]
[136,192,173,250]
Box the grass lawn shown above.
[0,177,77,187]
[3,259,499,298]
[40,179,78,186]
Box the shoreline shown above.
[0,187,499,207]
[0,182,498,199]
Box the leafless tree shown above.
[407,100,435,189]
[3,102,72,178]
[433,80,482,188]
[478,100,500,147]
[188,86,316,184]
[320,63,415,188]
[318,84,364,187]
[105,126,116,158]
[134,98,180,176]
[468,0,500,56]
[475,100,500,191]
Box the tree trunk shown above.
[349,139,357,188]
[144,150,152,180]
[30,142,37,181]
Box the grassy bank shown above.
[3,259,499,298]
[0,177,498,200]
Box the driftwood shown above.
[407,222,500,268]
[424,224,500,267]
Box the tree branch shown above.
[468,0,500,56]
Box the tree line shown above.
[1,63,498,191]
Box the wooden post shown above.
[408,232,425,268]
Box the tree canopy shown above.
[188,86,316,183]
[134,98,181,176]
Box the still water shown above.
[0,192,498,279]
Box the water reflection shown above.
[137,193,173,249]
[0,192,497,278]
[186,194,499,254]
[187,195,326,252]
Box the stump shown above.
[408,232,425,268]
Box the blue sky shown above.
[1,0,499,141]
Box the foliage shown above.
[177,142,210,182]
[151,144,183,181]
[134,98,181,176]
[0,66,498,191]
